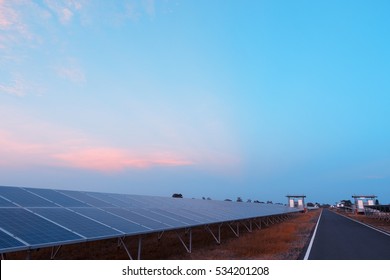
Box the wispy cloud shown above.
[54,148,193,172]
[45,0,85,24]
[0,127,194,172]
[0,74,45,97]
[0,107,194,172]
[142,0,155,17]
[0,0,33,49]
[125,0,157,22]
[0,75,27,97]
[56,58,86,83]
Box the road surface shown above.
[307,209,390,260]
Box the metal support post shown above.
[242,220,252,232]
[205,224,222,244]
[26,250,31,260]
[227,222,239,237]
[176,228,192,253]
[137,236,142,260]
[119,237,133,260]
[157,231,165,241]
[51,245,62,260]
[254,219,261,230]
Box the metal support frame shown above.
[1,253,5,260]
[26,250,31,260]
[157,231,165,241]
[205,224,222,244]
[254,218,262,229]
[262,217,269,227]
[227,222,240,237]
[242,220,253,232]
[175,228,192,253]
[118,236,142,260]
[51,245,62,260]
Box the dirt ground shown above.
[4,210,321,260]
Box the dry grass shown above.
[188,210,320,260]
[5,210,320,260]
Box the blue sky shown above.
[1,0,390,204]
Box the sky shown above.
[1,0,390,205]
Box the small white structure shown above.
[286,195,306,210]
[352,195,377,214]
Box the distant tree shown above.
[247,199,252,203]
[172,193,183,198]
[202,197,206,200]
[266,200,273,204]
[307,202,314,207]
[341,200,352,207]
[207,197,212,200]
[253,200,260,203]
[224,199,232,202]
[236,197,243,202]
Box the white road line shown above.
[303,209,323,260]
[335,211,390,237]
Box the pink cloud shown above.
[0,130,48,167]
[0,0,17,29]
[54,148,194,172]
[0,129,193,172]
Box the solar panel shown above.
[131,209,189,227]
[71,207,151,233]
[0,230,27,253]
[57,190,114,207]
[0,185,300,255]
[149,209,202,225]
[30,208,123,238]
[0,208,83,247]
[0,196,16,207]
[0,186,57,207]
[175,208,220,223]
[83,192,133,208]
[106,193,151,208]
[104,208,172,230]
[26,188,90,207]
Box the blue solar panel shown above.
[26,188,90,207]
[132,209,189,227]
[0,230,27,253]
[104,208,170,230]
[149,209,202,225]
[0,186,57,207]
[85,192,134,208]
[0,186,300,254]
[107,194,150,208]
[58,190,114,207]
[0,208,83,246]
[72,208,151,233]
[31,208,122,238]
[0,196,16,207]
[178,208,220,223]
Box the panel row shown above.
[0,186,300,253]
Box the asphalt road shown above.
[308,209,390,260]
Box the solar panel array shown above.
[0,186,299,254]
